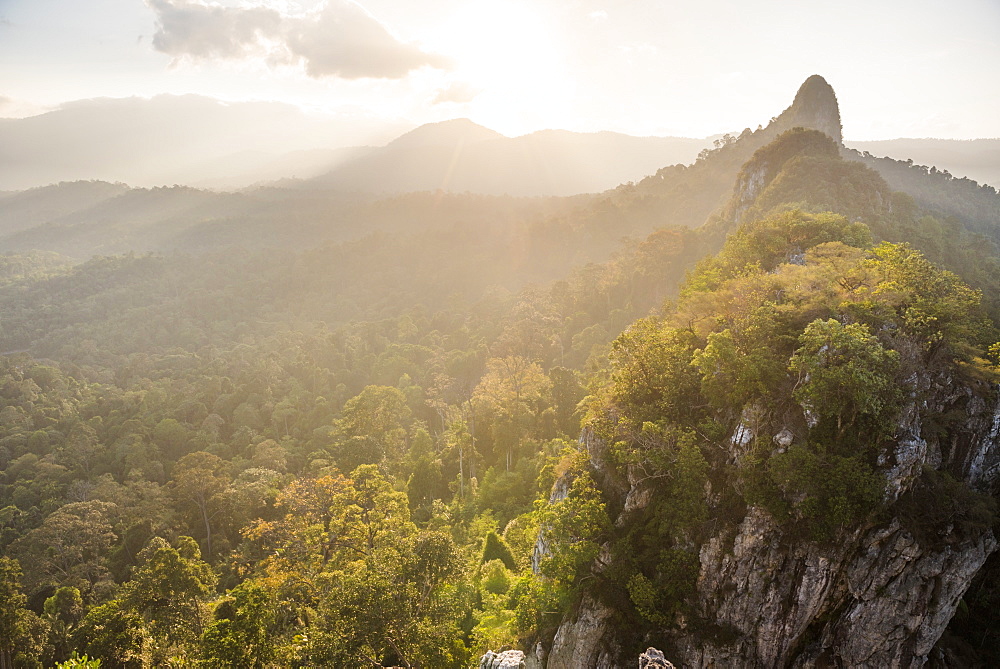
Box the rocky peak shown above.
[779,74,843,145]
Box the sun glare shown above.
[425,1,571,136]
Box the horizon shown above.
[1,0,998,144]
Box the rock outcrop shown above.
[479,649,526,669]
[535,371,1000,667]
[781,74,843,146]
[638,647,675,669]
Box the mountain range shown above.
[2,93,996,195]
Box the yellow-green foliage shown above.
[594,209,992,550]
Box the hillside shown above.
[1,76,1000,668]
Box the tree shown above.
[0,557,48,669]
[472,356,552,470]
[123,536,217,663]
[609,319,701,426]
[332,385,411,471]
[170,451,231,557]
[200,581,276,669]
[13,500,118,597]
[789,318,900,438]
[73,599,143,668]
[44,586,84,664]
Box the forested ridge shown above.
[3,79,1000,668]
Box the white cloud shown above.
[588,10,608,22]
[147,0,447,79]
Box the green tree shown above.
[200,581,276,669]
[332,385,411,471]
[44,586,84,664]
[123,536,217,663]
[609,320,701,426]
[0,557,48,669]
[473,356,552,470]
[789,318,900,438]
[72,600,143,669]
[13,500,118,597]
[170,451,231,557]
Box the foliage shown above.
[1,109,999,662]
[748,444,883,541]
[789,318,900,439]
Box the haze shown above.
[0,0,998,190]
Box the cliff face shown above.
[535,371,1000,667]
[783,75,843,146]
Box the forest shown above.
[3,79,1000,668]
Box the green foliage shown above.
[200,581,276,669]
[609,320,701,426]
[480,559,513,596]
[863,242,988,356]
[72,600,144,668]
[122,536,217,663]
[626,547,699,624]
[54,653,102,668]
[481,531,517,571]
[895,466,998,549]
[0,556,49,669]
[536,469,610,590]
[684,209,871,295]
[789,318,901,438]
[749,445,883,541]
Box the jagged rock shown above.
[535,370,1000,667]
[638,647,674,668]
[638,647,675,668]
[545,592,620,669]
[773,428,794,450]
[479,649,525,669]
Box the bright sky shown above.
[1,0,998,141]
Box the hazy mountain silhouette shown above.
[846,138,1000,188]
[0,95,404,191]
[1,76,997,260]
[309,118,710,196]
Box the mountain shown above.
[4,75,1000,669]
[847,138,1000,189]
[309,119,710,196]
[0,95,405,191]
[527,79,1000,669]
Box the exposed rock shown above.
[545,592,620,669]
[638,646,675,668]
[535,372,1000,667]
[784,74,843,145]
[773,427,794,452]
[479,649,525,669]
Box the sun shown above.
[421,1,572,136]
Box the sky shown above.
[1,0,998,143]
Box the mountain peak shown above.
[386,118,505,150]
[783,74,843,145]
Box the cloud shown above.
[149,0,282,60]
[148,0,446,79]
[433,81,482,105]
[588,10,608,22]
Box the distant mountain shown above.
[1,76,997,263]
[846,138,1000,188]
[0,181,130,236]
[309,119,710,196]
[0,95,405,191]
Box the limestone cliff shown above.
[532,371,1000,667]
